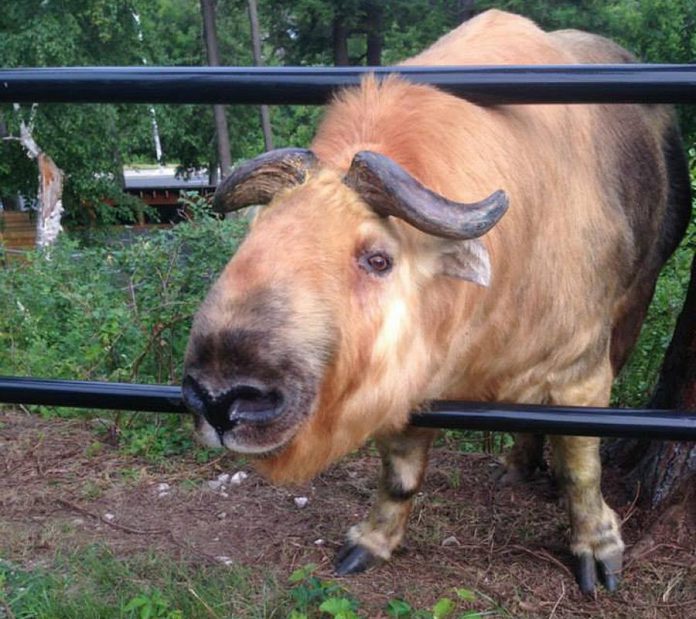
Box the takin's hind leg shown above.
[550,435,624,594]
[334,426,436,575]
[497,433,546,485]
[548,362,624,594]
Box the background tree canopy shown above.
[0,0,695,225]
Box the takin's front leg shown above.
[334,426,436,575]
[550,434,624,594]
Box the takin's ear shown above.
[438,237,492,287]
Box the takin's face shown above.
[182,149,507,482]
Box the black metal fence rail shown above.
[2,63,696,439]
[2,64,696,105]
[1,377,695,440]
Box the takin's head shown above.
[182,148,508,483]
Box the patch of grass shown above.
[0,552,511,619]
[384,585,511,619]
[80,480,104,501]
[286,563,361,618]
[0,546,280,619]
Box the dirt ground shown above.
[1,409,694,618]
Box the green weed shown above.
[0,546,277,619]
[286,563,360,618]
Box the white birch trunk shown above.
[13,105,64,248]
[35,153,64,248]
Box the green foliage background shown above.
[2,1,695,222]
[0,198,246,386]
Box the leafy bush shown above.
[0,194,246,385]
[0,195,246,458]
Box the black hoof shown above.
[334,543,377,576]
[598,554,622,592]
[576,554,598,595]
[575,553,622,594]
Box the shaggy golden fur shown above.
[247,10,684,482]
[186,10,690,590]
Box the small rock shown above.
[157,491,170,499]
[294,496,309,509]
[207,480,223,491]
[156,483,170,492]
[230,471,248,485]
[313,538,325,546]
[441,535,460,547]
[216,555,234,566]
[103,513,115,522]
[217,512,227,520]
[217,473,230,484]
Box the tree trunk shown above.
[365,1,383,66]
[332,18,350,66]
[637,252,696,509]
[132,11,165,164]
[11,105,64,248]
[35,153,64,248]
[247,0,273,151]
[200,0,233,178]
[108,114,126,191]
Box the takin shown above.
[182,10,691,594]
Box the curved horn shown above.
[213,148,317,213]
[343,151,508,240]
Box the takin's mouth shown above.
[193,410,303,456]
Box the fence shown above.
[1,64,696,440]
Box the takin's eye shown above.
[358,249,394,276]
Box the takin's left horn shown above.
[213,148,318,213]
[343,150,508,240]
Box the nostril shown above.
[182,374,207,417]
[182,375,285,432]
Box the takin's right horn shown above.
[213,148,318,213]
[343,150,509,240]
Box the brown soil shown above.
[0,409,694,618]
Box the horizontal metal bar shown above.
[415,402,696,440]
[0,376,184,413]
[2,65,696,105]
[1,376,694,440]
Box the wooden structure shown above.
[1,171,215,254]
[0,211,36,251]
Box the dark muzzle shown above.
[182,374,285,438]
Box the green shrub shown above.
[0,195,246,458]
[0,196,246,386]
